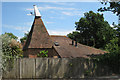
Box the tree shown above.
[1,34,23,70]
[20,32,29,43]
[94,1,120,73]
[98,1,120,16]
[111,24,120,46]
[105,37,119,53]
[98,0,120,46]
[67,31,80,40]
[68,11,116,49]
[3,32,18,40]
[95,37,120,73]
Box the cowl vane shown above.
[33,5,41,17]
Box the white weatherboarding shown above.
[33,5,41,17]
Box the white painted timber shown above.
[33,5,41,17]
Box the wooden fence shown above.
[2,58,113,79]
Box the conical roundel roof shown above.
[23,17,53,50]
[23,5,53,50]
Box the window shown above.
[54,42,59,46]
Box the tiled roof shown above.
[51,35,107,58]
[23,17,53,50]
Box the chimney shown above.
[75,41,77,47]
[72,40,74,45]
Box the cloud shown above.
[62,11,84,16]
[48,29,75,35]
[52,2,75,6]
[26,8,34,11]
[39,6,78,11]
[49,16,65,19]
[26,6,81,11]
[49,17,56,19]
[26,5,83,17]
[23,22,33,26]
[27,14,32,16]
[3,0,99,2]
[46,21,54,24]
[62,12,71,16]
[3,24,30,33]
[110,24,114,28]
[3,22,32,33]
[110,24,118,30]
[17,36,23,42]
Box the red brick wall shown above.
[29,54,37,58]
[23,47,60,58]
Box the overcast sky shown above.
[2,2,118,40]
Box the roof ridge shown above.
[50,35,67,37]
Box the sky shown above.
[2,2,118,40]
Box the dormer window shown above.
[54,42,59,46]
